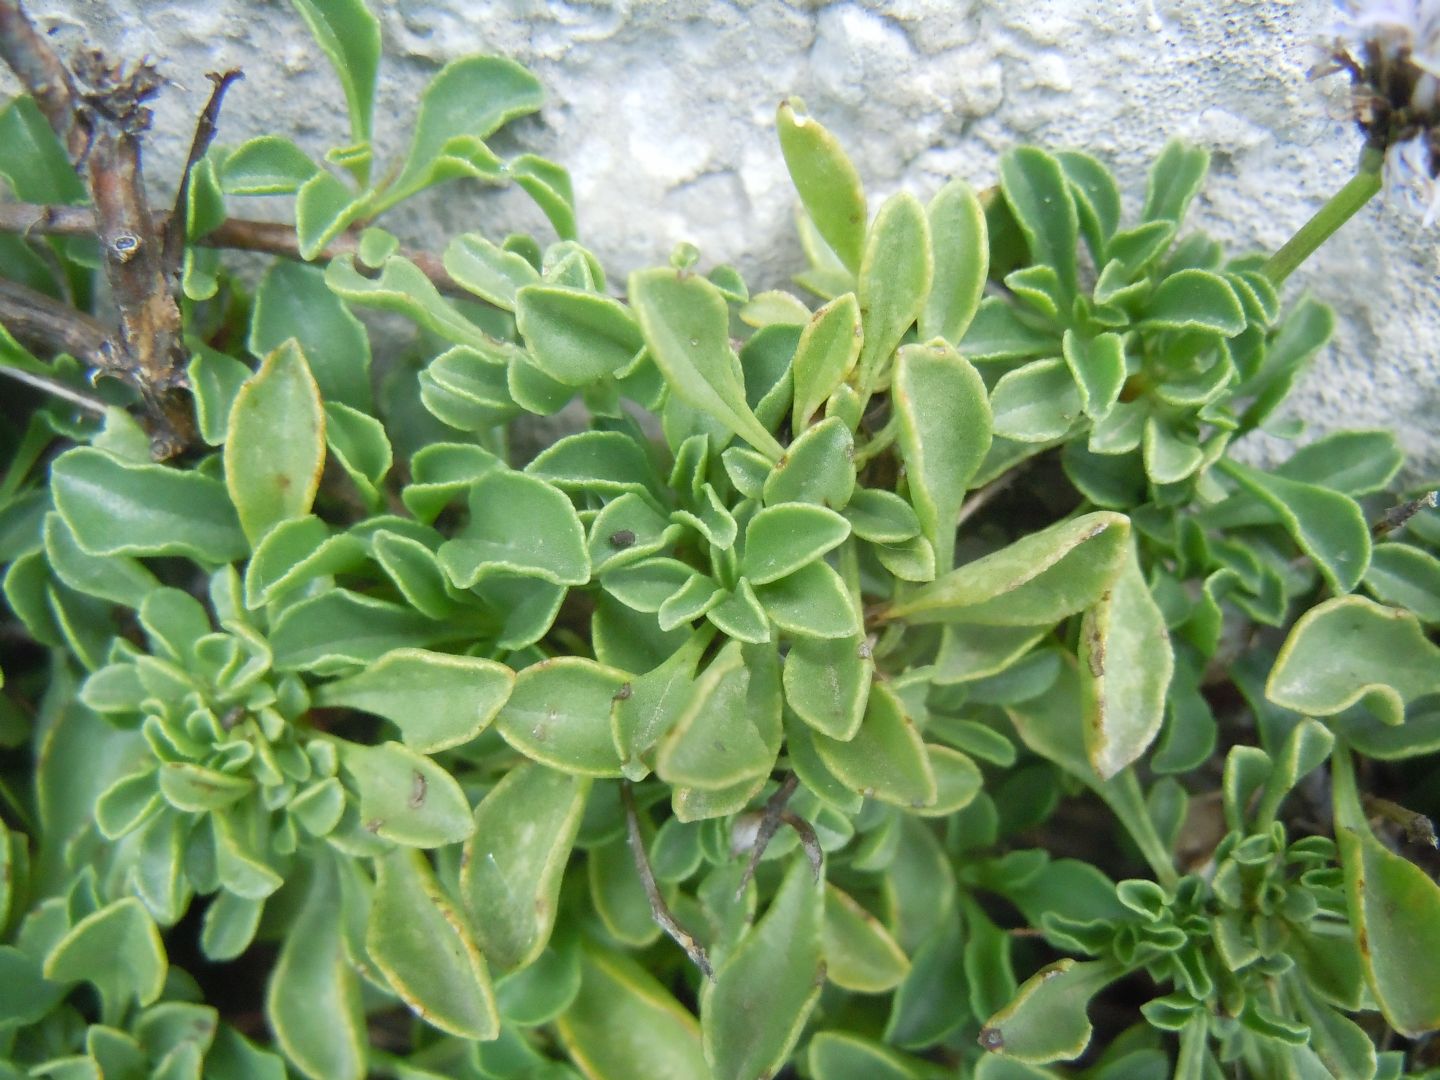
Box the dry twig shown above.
[620,782,713,979]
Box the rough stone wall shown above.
[5,0,1437,479]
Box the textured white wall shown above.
[5,0,1438,479]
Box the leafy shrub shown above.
[2,2,1440,1078]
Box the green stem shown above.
[1098,770,1179,890]
[1262,150,1384,285]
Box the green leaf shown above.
[776,99,866,274]
[495,937,581,1025]
[1291,980,1379,1080]
[265,856,367,1080]
[512,153,577,240]
[889,512,1129,626]
[630,267,784,459]
[42,512,158,608]
[1000,148,1078,300]
[894,340,992,568]
[225,340,326,545]
[823,883,910,993]
[1141,270,1245,336]
[1219,458,1371,594]
[340,740,475,847]
[219,135,319,194]
[1266,596,1440,725]
[919,744,984,816]
[367,847,499,1040]
[326,254,509,354]
[1333,744,1440,1037]
[741,503,851,584]
[1062,331,1126,421]
[740,289,811,328]
[783,633,873,741]
[158,762,253,812]
[497,658,628,777]
[527,430,663,499]
[763,416,856,509]
[324,401,391,506]
[791,293,863,428]
[289,0,380,159]
[1365,543,1440,622]
[656,641,780,791]
[707,579,772,645]
[855,193,932,393]
[316,649,514,753]
[250,260,372,411]
[1058,150,1122,258]
[813,682,936,808]
[243,515,366,608]
[438,469,589,587]
[461,761,590,972]
[418,347,518,431]
[990,358,1082,444]
[960,298,1061,362]
[270,589,460,673]
[884,914,968,1049]
[844,488,922,544]
[516,285,643,386]
[808,1031,928,1080]
[44,898,167,1022]
[979,960,1119,1064]
[660,571,725,631]
[379,55,543,209]
[1142,141,1209,226]
[50,448,247,563]
[755,560,860,639]
[1079,544,1173,779]
[403,441,503,522]
[612,630,711,779]
[588,829,662,947]
[295,171,367,259]
[0,95,87,203]
[555,944,709,1080]
[1141,417,1205,485]
[702,856,825,1080]
[187,346,253,445]
[1274,429,1404,496]
[921,179,988,345]
[444,232,541,310]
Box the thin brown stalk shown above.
[0,277,114,369]
[620,782,713,979]
[0,202,463,296]
[164,68,243,274]
[0,0,83,157]
[0,364,108,415]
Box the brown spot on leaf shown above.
[979,1028,1005,1051]
[409,770,427,808]
[613,682,633,702]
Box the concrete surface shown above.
[3,0,1437,482]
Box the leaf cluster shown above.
[2,4,1440,1080]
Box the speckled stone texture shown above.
[4,0,1437,478]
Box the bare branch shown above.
[0,203,464,296]
[0,363,108,415]
[734,773,800,898]
[1373,491,1438,538]
[0,0,84,157]
[0,277,114,368]
[620,782,713,980]
[164,68,243,275]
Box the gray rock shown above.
[4,0,1436,480]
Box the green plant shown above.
[2,1,1440,1078]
